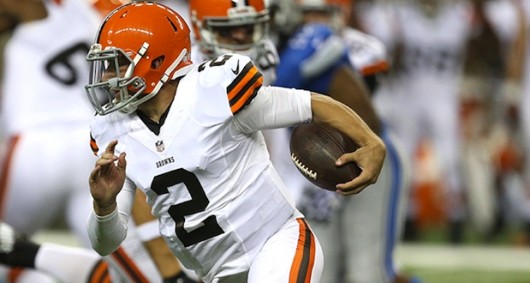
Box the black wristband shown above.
[0,238,40,268]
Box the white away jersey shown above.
[342,27,389,76]
[190,38,280,86]
[0,0,101,135]
[89,54,312,281]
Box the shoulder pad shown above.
[195,54,264,115]
[343,28,389,75]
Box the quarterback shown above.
[86,2,386,282]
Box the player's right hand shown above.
[89,140,127,216]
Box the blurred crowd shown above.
[352,0,530,245]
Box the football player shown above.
[187,0,312,206]
[0,222,111,283]
[187,1,413,282]
[0,0,178,282]
[85,2,386,283]
[270,0,419,282]
[360,0,473,244]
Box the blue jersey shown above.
[275,23,352,93]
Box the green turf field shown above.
[397,244,530,283]
[35,229,530,283]
[404,267,530,283]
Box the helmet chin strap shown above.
[170,48,192,80]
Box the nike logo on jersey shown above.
[231,60,240,75]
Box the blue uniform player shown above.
[271,1,419,282]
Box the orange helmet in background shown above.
[189,0,269,57]
[85,1,193,115]
[91,0,128,18]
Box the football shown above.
[289,123,362,191]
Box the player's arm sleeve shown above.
[300,34,347,79]
[87,178,135,256]
[233,86,312,134]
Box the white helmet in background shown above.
[295,0,352,30]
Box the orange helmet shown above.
[91,0,128,18]
[85,1,193,115]
[189,0,269,58]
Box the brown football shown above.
[289,123,361,191]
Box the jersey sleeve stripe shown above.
[289,218,317,283]
[360,60,390,76]
[88,260,111,283]
[227,62,264,114]
[0,135,21,219]
[230,73,263,114]
[90,133,99,156]
[110,247,150,283]
[227,62,258,98]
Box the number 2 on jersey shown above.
[151,169,224,247]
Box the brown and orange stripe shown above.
[289,218,317,283]
[88,260,112,283]
[226,61,263,115]
[110,247,150,283]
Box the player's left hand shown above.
[335,138,385,195]
[89,140,127,216]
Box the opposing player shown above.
[187,0,313,205]
[0,0,170,281]
[85,2,386,283]
[360,0,473,243]
[270,0,418,282]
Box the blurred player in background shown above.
[188,0,303,206]
[360,0,473,244]
[269,0,420,282]
[0,221,112,282]
[482,0,530,244]
[0,0,190,281]
[457,0,509,242]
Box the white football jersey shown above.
[0,0,100,135]
[342,27,389,76]
[89,54,312,281]
[190,38,279,86]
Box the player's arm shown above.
[310,92,385,194]
[234,86,385,194]
[327,65,382,135]
[132,190,199,282]
[88,140,135,256]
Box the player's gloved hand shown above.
[0,222,39,268]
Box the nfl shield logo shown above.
[155,140,165,152]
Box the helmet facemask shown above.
[85,44,148,115]
[193,6,270,60]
